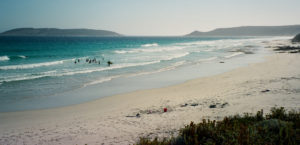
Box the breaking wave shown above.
[83,75,122,87]
[141,43,159,47]
[198,57,218,62]
[0,60,64,70]
[114,46,183,54]
[18,55,26,59]
[224,52,244,58]
[161,52,189,61]
[0,56,9,61]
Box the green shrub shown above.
[136,107,299,145]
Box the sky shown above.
[1,0,300,36]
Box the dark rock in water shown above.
[219,61,225,63]
[275,46,300,53]
[229,49,254,54]
[209,104,216,108]
[221,102,229,108]
[261,89,270,93]
[245,45,255,48]
[181,103,188,107]
[190,103,198,107]
[289,50,300,53]
[136,113,140,118]
[292,33,300,43]
[243,51,254,54]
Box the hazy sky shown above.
[1,0,300,35]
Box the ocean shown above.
[0,36,275,112]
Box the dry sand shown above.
[0,39,300,145]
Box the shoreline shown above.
[1,39,300,144]
[0,37,274,112]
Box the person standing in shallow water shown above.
[107,61,113,66]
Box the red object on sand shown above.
[164,108,167,112]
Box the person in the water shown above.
[107,60,113,66]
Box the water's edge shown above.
[0,46,272,112]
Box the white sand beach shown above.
[0,39,300,145]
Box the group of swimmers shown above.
[74,58,113,66]
[86,58,100,64]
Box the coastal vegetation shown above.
[136,107,300,145]
[274,34,300,53]
[292,33,300,43]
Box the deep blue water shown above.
[0,36,273,112]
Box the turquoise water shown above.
[0,36,272,112]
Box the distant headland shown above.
[1,25,300,37]
[0,28,121,37]
[185,25,300,37]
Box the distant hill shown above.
[0,28,121,37]
[186,25,300,37]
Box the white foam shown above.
[114,50,127,54]
[177,40,222,46]
[0,60,64,70]
[1,74,48,83]
[127,61,187,77]
[203,49,214,52]
[198,57,218,62]
[162,52,189,61]
[141,43,159,47]
[58,61,160,77]
[114,46,183,54]
[18,55,26,59]
[224,52,244,58]
[157,61,186,72]
[0,70,60,83]
[83,75,122,87]
[0,56,9,61]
